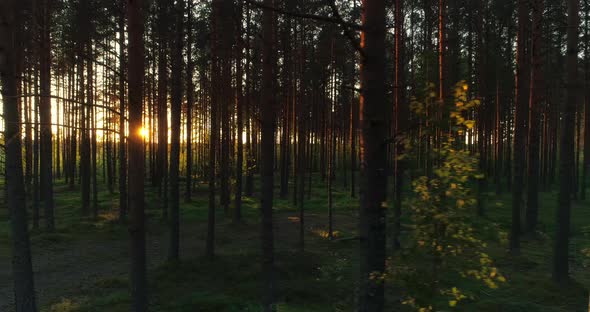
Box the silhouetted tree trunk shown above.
[297,70,306,251]
[244,2,254,197]
[207,0,222,258]
[185,0,194,203]
[261,0,277,310]
[526,0,544,234]
[582,1,589,200]
[553,0,578,284]
[77,0,91,216]
[169,0,184,262]
[234,0,244,222]
[33,72,40,229]
[219,0,233,216]
[24,75,32,198]
[89,47,98,219]
[475,0,487,217]
[510,0,530,255]
[358,0,388,310]
[392,0,405,252]
[38,0,55,230]
[119,2,128,221]
[127,0,148,309]
[157,0,169,218]
[1,2,39,310]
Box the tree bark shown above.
[261,0,277,310]
[234,0,245,223]
[582,0,590,200]
[526,0,544,234]
[38,0,54,230]
[510,0,530,255]
[169,0,184,262]
[553,0,578,284]
[358,0,388,310]
[119,2,128,221]
[127,0,148,309]
[1,1,39,310]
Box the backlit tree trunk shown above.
[38,0,54,230]
[358,0,388,310]
[169,0,184,262]
[261,0,277,309]
[127,0,148,309]
[1,1,39,310]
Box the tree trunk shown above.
[207,0,222,258]
[157,0,169,218]
[168,0,184,262]
[553,0,578,284]
[510,0,530,255]
[185,1,194,203]
[261,0,277,310]
[358,0,388,310]
[127,0,148,309]
[1,1,39,310]
[119,2,128,221]
[392,0,406,252]
[38,0,54,230]
[583,0,590,200]
[526,0,544,234]
[234,0,244,223]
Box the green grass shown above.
[1,173,589,311]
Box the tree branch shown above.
[326,0,364,57]
[244,0,362,31]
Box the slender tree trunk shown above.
[207,0,221,258]
[244,3,253,197]
[33,73,40,229]
[392,0,406,251]
[89,48,98,219]
[127,0,148,309]
[185,1,194,203]
[553,0,578,284]
[583,0,590,200]
[24,69,32,196]
[1,2,39,310]
[234,0,245,223]
[510,0,530,255]
[219,0,233,216]
[157,0,169,218]
[297,73,306,252]
[261,0,277,310]
[38,0,54,230]
[119,2,128,221]
[526,0,544,234]
[168,0,184,262]
[475,0,487,217]
[351,76,357,198]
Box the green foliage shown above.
[391,82,505,310]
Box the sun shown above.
[139,127,149,138]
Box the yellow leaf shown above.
[449,300,458,307]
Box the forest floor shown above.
[0,176,589,311]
